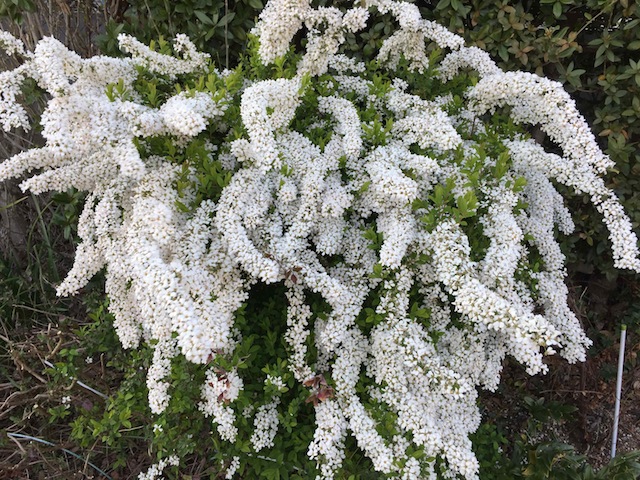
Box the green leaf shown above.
[498,45,509,62]
[217,12,236,27]
[194,10,214,25]
[513,176,527,192]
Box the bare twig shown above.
[11,351,47,384]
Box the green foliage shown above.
[522,395,578,424]
[0,0,36,25]
[99,0,263,68]
[51,189,84,241]
[472,422,640,480]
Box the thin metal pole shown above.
[611,324,627,459]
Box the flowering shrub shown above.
[1,0,639,478]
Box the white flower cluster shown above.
[0,34,239,416]
[200,369,244,441]
[387,88,463,153]
[0,32,30,130]
[0,63,30,131]
[2,0,639,477]
[117,33,209,79]
[308,399,348,479]
[250,395,281,451]
[0,31,26,56]
[438,46,501,81]
[253,0,311,64]
[369,0,464,71]
[224,456,240,479]
[237,78,301,172]
[137,455,179,480]
[160,91,225,137]
[506,139,640,272]
[465,70,614,175]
